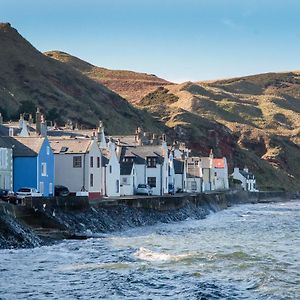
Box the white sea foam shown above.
[59,262,131,271]
[134,247,191,262]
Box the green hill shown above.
[45,50,171,104]
[0,23,162,134]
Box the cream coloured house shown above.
[50,138,102,199]
[0,138,13,190]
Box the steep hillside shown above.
[0,23,162,134]
[44,51,171,103]
[139,75,300,191]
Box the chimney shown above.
[92,129,96,140]
[18,113,24,129]
[116,138,122,156]
[9,127,14,137]
[135,127,143,146]
[28,114,33,125]
[108,137,116,153]
[98,121,107,149]
[0,113,3,125]
[36,107,41,135]
[244,166,249,173]
[19,121,29,137]
[40,115,47,137]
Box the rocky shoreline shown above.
[0,190,299,249]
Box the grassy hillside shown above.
[0,23,163,134]
[45,51,171,103]
[2,23,299,190]
[139,76,300,191]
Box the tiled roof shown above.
[49,138,92,154]
[0,136,45,157]
[213,158,225,169]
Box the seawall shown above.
[0,190,298,249]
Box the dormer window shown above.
[124,157,133,163]
[147,157,157,168]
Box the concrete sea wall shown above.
[0,190,298,249]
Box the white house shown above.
[169,153,186,193]
[0,138,13,191]
[120,162,135,196]
[50,138,102,199]
[120,143,169,196]
[199,151,216,192]
[213,158,229,190]
[100,139,121,198]
[232,167,257,192]
[186,157,202,193]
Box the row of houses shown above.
[0,110,257,198]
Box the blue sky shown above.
[1,0,300,82]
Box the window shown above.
[147,177,156,188]
[90,156,94,168]
[97,157,100,168]
[73,156,82,168]
[122,177,129,185]
[39,182,44,195]
[47,146,50,155]
[0,149,7,169]
[90,174,94,187]
[41,162,47,176]
[116,180,119,193]
[109,165,112,173]
[191,181,197,191]
[124,157,134,163]
[147,157,157,168]
[49,182,53,195]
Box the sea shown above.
[0,200,299,299]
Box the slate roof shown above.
[101,148,111,166]
[0,136,13,149]
[120,162,133,175]
[121,145,165,165]
[174,159,184,174]
[0,136,45,157]
[49,138,93,154]
[111,135,137,146]
[0,124,36,136]
[240,170,255,179]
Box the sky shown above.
[1,0,300,82]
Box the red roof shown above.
[213,158,225,168]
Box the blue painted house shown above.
[3,136,55,196]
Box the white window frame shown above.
[41,162,47,176]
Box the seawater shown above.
[0,200,299,299]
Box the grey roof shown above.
[174,159,184,174]
[121,145,165,165]
[120,162,133,175]
[101,149,111,166]
[0,136,13,149]
[0,124,36,136]
[0,136,45,157]
[240,170,255,179]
